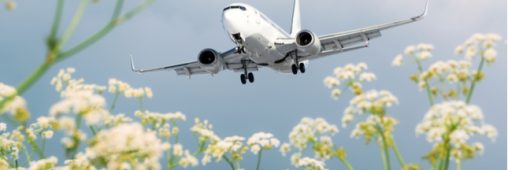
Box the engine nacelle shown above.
[198,48,223,74]
[295,30,321,56]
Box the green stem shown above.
[58,0,154,62]
[375,124,391,170]
[391,139,406,168]
[222,155,236,170]
[57,0,89,49]
[256,150,263,170]
[442,145,451,170]
[21,145,32,163]
[339,157,354,170]
[109,92,120,112]
[415,59,435,105]
[456,159,461,170]
[465,56,485,104]
[48,0,65,41]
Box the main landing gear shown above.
[291,63,306,75]
[290,51,306,75]
[240,60,254,85]
[240,72,254,84]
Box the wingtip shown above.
[129,55,139,73]
[422,0,430,17]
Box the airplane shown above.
[131,0,430,84]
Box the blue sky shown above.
[0,0,506,169]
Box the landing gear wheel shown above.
[240,74,247,84]
[291,64,298,75]
[299,63,306,73]
[248,72,254,83]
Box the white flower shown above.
[179,150,198,167]
[323,76,340,88]
[359,72,376,82]
[289,117,338,150]
[86,123,166,169]
[29,156,58,170]
[191,118,220,143]
[135,110,186,128]
[483,48,497,64]
[295,157,326,170]
[417,51,432,61]
[342,90,398,127]
[404,45,416,55]
[416,101,497,146]
[42,130,54,139]
[279,143,291,156]
[392,54,403,66]
[173,143,183,156]
[203,135,247,162]
[0,83,28,116]
[247,132,280,154]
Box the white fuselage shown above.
[222,3,296,72]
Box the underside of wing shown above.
[130,48,259,77]
[312,0,430,60]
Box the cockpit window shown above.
[223,5,246,11]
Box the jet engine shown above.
[198,48,223,74]
[295,30,321,56]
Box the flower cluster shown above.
[28,156,58,170]
[0,125,22,163]
[247,132,280,154]
[342,90,399,127]
[202,135,248,164]
[191,118,220,144]
[0,83,29,122]
[282,117,340,169]
[134,110,186,128]
[455,33,501,63]
[392,43,434,66]
[416,101,497,161]
[323,63,376,99]
[87,123,168,169]
[50,68,109,125]
[295,157,327,170]
[108,78,153,99]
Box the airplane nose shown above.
[222,11,240,32]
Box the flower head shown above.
[416,101,497,160]
[247,132,280,154]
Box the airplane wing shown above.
[277,0,429,61]
[314,0,429,59]
[130,48,259,76]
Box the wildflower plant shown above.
[280,117,353,170]
[390,33,501,170]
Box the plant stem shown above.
[58,0,154,62]
[375,124,391,170]
[222,155,236,170]
[339,157,354,170]
[58,0,89,49]
[256,150,263,170]
[465,56,485,104]
[48,0,64,41]
[109,92,120,112]
[456,159,461,170]
[415,59,435,105]
[391,139,406,167]
[442,145,451,170]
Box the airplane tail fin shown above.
[290,0,301,37]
